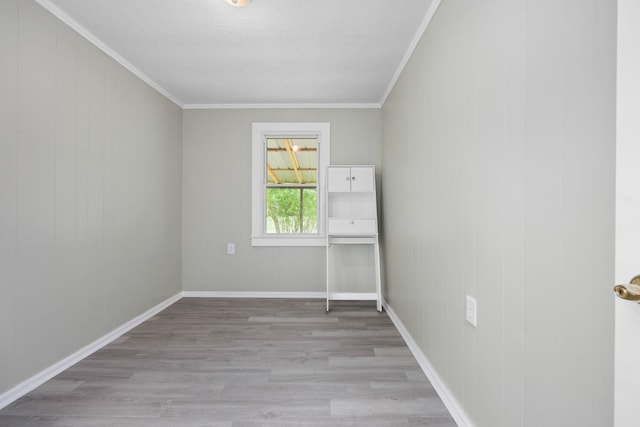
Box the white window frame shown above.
[251,122,330,247]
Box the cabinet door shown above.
[350,167,374,192]
[327,167,351,192]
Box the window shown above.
[252,123,330,246]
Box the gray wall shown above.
[182,109,381,293]
[0,0,183,395]
[381,1,615,426]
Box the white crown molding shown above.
[182,291,326,299]
[0,292,182,411]
[183,103,382,110]
[35,0,183,108]
[383,298,476,427]
[379,0,442,106]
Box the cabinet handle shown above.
[350,220,354,224]
[614,275,640,302]
[345,177,350,181]
[351,176,356,180]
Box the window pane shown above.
[265,187,317,233]
[266,138,318,185]
[264,136,318,234]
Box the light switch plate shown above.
[227,243,235,254]
[465,295,477,327]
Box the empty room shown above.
[1,0,633,426]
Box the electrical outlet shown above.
[465,295,477,327]
[227,243,235,255]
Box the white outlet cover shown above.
[227,243,235,254]
[465,295,477,327]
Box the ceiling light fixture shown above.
[224,0,251,7]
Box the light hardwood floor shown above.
[0,298,456,426]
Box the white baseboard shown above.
[0,292,182,411]
[182,291,326,299]
[383,299,475,427]
[181,291,378,301]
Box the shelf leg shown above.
[326,238,330,312]
[374,236,382,312]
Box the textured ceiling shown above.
[39,0,437,107]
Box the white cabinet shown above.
[327,167,374,193]
[327,166,377,236]
[326,165,381,312]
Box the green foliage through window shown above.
[266,188,317,233]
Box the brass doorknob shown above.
[614,275,640,301]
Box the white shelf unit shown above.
[325,165,382,312]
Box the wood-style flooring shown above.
[0,298,456,426]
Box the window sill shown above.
[251,236,327,247]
